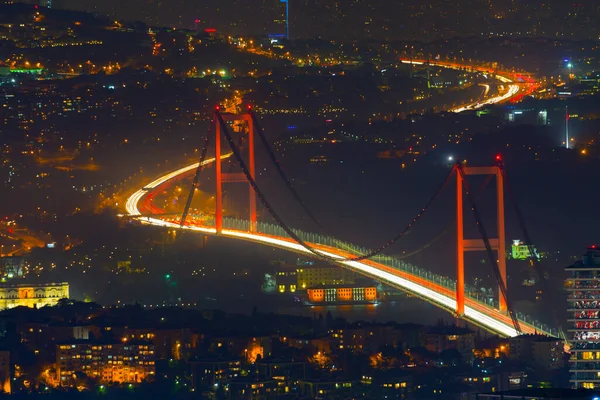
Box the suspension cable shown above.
[248,109,367,255]
[180,119,213,227]
[248,110,325,229]
[499,162,564,339]
[393,173,493,259]
[216,111,332,260]
[217,110,453,262]
[457,163,522,334]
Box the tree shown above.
[308,351,333,370]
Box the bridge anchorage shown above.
[127,108,561,339]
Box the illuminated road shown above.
[399,59,538,112]
[125,158,555,338]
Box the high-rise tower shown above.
[280,0,289,39]
[566,246,600,389]
[565,106,570,149]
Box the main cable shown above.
[394,173,494,260]
[217,110,453,262]
[499,163,565,339]
[249,109,368,255]
[248,110,325,230]
[180,119,213,227]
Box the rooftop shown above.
[426,325,473,335]
[511,333,560,342]
[0,282,68,288]
[479,388,600,400]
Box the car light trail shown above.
[125,153,233,216]
[399,59,532,113]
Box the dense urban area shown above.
[1,0,600,398]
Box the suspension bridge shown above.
[124,108,559,339]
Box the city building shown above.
[256,358,308,379]
[0,282,69,310]
[508,334,564,370]
[511,240,539,260]
[0,351,9,394]
[306,285,378,304]
[227,377,286,398]
[566,246,600,389]
[298,378,356,398]
[297,262,360,289]
[425,325,475,363]
[496,370,529,391]
[121,327,199,361]
[331,324,399,353]
[362,370,413,398]
[273,263,297,293]
[0,256,24,279]
[287,335,331,354]
[189,357,241,390]
[476,388,600,400]
[579,75,600,96]
[506,108,549,126]
[56,341,155,385]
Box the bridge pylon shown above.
[215,109,257,234]
[456,164,507,316]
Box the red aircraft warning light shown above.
[495,154,502,161]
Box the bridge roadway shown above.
[124,155,558,338]
[399,59,539,112]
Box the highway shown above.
[399,59,538,112]
[125,157,555,338]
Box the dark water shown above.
[194,292,450,325]
[275,299,450,324]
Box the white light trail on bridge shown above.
[129,213,521,337]
[125,154,233,216]
[127,192,517,337]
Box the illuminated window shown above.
[583,382,595,389]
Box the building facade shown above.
[425,325,475,363]
[566,246,600,389]
[0,351,9,394]
[57,342,155,386]
[297,264,359,289]
[306,286,377,304]
[508,334,564,370]
[511,240,539,260]
[0,282,69,310]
